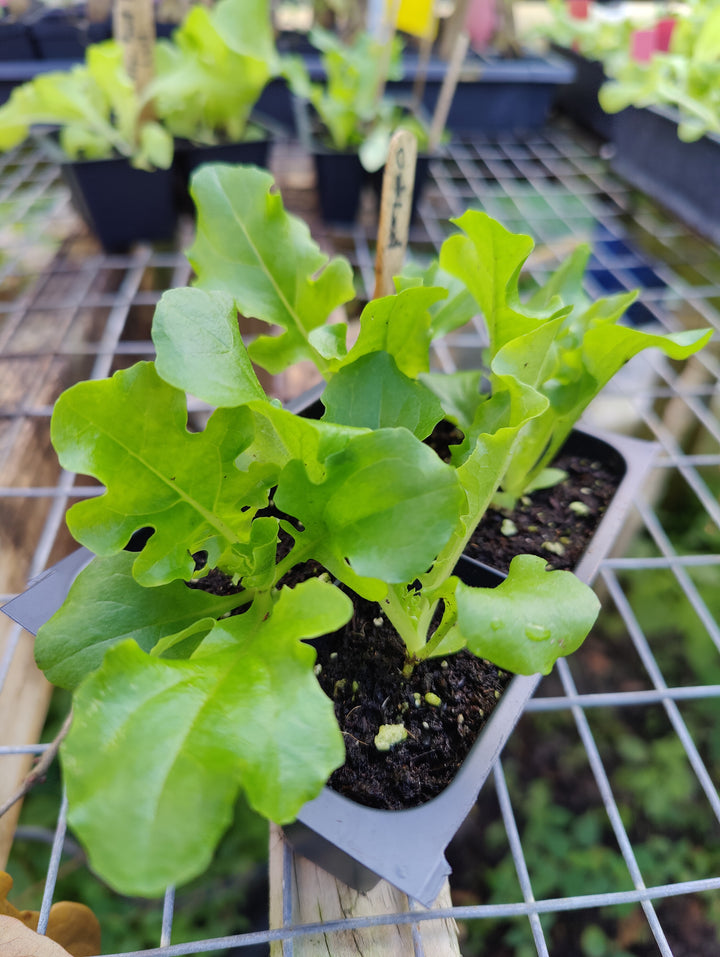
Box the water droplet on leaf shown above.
[525,623,551,642]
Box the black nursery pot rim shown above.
[610,104,720,247]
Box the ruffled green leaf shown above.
[439,210,542,353]
[275,428,464,591]
[494,295,713,498]
[397,261,478,341]
[188,164,355,375]
[62,578,351,897]
[35,552,241,690]
[51,362,275,585]
[322,352,444,439]
[150,0,274,143]
[336,286,445,378]
[152,287,265,407]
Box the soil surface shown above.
[311,597,511,809]
[465,448,624,574]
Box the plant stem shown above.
[380,585,426,657]
[272,534,315,585]
[0,710,73,819]
[415,596,457,661]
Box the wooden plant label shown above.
[7,0,31,17]
[113,0,156,101]
[373,130,418,299]
[87,0,112,23]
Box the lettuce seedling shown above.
[436,212,713,502]
[0,41,173,169]
[149,0,279,146]
[282,26,430,171]
[37,229,602,899]
[35,164,710,898]
[0,0,279,166]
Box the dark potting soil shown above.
[464,449,623,574]
[310,598,511,810]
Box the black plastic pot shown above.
[311,149,366,224]
[463,427,656,586]
[300,50,574,134]
[61,155,177,253]
[551,45,615,140]
[312,148,430,226]
[610,105,720,248]
[279,394,656,903]
[255,77,296,135]
[173,138,271,214]
[3,547,93,635]
[28,8,110,59]
[0,544,513,909]
[0,19,37,61]
[285,557,535,907]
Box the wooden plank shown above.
[0,623,54,870]
[269,824,461,956]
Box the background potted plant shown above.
[150,0,282,196]
[0,0,282,248]
[0,40,177,250]
[539,0,720,244]
[597,0,720,245]
[533,0,641,138]
[283,24,432,223]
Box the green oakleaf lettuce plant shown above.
[187,164,712,504]
[0,41,173,169]
[38,327,599,898]
[0,0,279,167]
[34,164,710,897]
[35,168,608,899]
[149,0,279,145]
[283,26,430,171]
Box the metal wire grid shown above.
[0,122,718,955]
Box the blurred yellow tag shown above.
[393,0,435,37]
